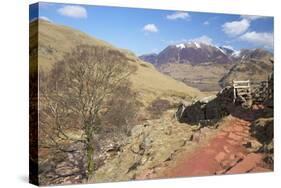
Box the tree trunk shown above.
[86,142,94,179]
[85,122,94,180]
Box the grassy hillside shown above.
[158,63,232,92]
[219,50,273,87]
[30,19,203,105]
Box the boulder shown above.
[180,101,205,124]
[55,162,80,176]
[176,87,233,124]
[199,95,216,104]
[250,118,273,144]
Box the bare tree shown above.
[39,45,136,179]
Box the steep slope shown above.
[30,19,114,71]
[219,49,273,87]
[30,19,203,105]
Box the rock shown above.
[233,126,244,132]
[90,115,195,183]
[228,133,243,141]
[39,161,55,174]
[140,137,153,153]
[226,139,239,146]
[127,160,141,173]
[55,162,80,176]
[226,153,262,174]
[250,166,272,173]
[178,101,205,124]
[105,143,121,153]
[243,142,252,148]
[199,95,216,104]
[191,132,201,143]
[205,100,227,120]
[164,126,172,135]
[221,157,241,169]
[176,87,234,124]
[131,124,145,137]
[45,172,58,179]
[131,144,141,154]
[215,152,226,163]
[250,118,273,144]
[223,146,230,153]
[263,140,274,153]
[235,152,246,159]
[215,169,226,175]
[246,140,263,152]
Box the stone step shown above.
[226,153,263,174]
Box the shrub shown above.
[147,98,172,118]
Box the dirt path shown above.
[161,113,271,178]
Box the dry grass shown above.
[31,20,203,107]
[130,60,203,106]
[158,62,232,92]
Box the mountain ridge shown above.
[140,42,239,66]
[139,42,273,92]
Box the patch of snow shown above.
[222,45,235,51]
[194,42,201,48]
[232,50,241,57]
[216,46,226,55]
[176,43,185,49]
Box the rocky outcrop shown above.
[38,142,86,185]
[88,113,203,183]
[176,87,234,124]
[38,137,125,185]
[250,118,273,145]
[248,117,273,167]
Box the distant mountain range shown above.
[139,42,273,92]
[139,42,240,66]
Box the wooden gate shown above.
[233,80,252,108]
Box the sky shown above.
[30,2,274,55]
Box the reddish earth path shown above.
[162,113,271,178]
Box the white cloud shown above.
[222,19,250,37]
[203,21,209,25]
[166,11,190,20]
[57,5,87,18]
[39,16,52,22]
[241,15,264,21]
[143,24,158,33]
[239,31,273,49]
[189,35,213,45]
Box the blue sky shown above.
[30,2,274,55]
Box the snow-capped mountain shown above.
[140,42,237,66]
[139,42,273,92]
